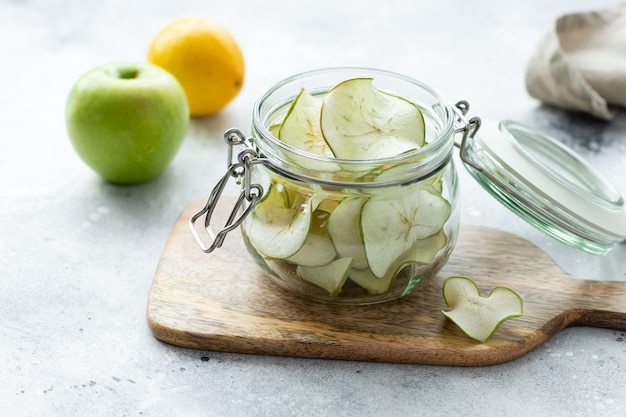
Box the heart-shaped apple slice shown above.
[441,276,523,343]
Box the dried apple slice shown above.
[326,197,369,270]
[348,267,395,295]
[348,230,447,295]
[441,276,524,343]
[286,209,336,267]
[297,257,353,297]
[245,184,313,259]
[320,78,425,160]
[279,88,334,158]
[361,188,451,278]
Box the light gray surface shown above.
[2,1,626,416]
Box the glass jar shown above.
[216,68,467,304]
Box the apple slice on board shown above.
[442,276,524,343]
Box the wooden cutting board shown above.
[146,198,626,366]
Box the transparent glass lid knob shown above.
[460,119,626,255]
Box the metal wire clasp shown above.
[453,100,481,145]
[189,128,266,253]
[452,101,482,170]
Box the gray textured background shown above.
[2,0,625,416]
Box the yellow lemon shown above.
[147,16,245,116]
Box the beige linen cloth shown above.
[525,2,626,120]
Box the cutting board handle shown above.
[527,276,626,337]
[563,279,626,329]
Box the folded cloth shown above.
[525,2,626,120]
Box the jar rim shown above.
[251,67,457,178]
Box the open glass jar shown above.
[190,67,626,305]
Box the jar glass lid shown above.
[460,119,626,255]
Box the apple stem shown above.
[118,67,139,79]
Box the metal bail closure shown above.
[458,119,626,255]
[189,128,266,253]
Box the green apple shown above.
[65,62,189,184]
